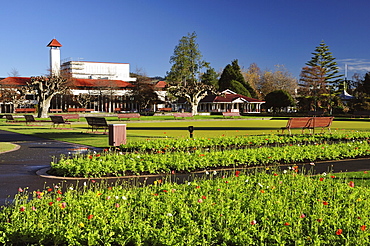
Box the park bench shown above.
[54,114,80,121]
[118,113,141,121]
[158,108,172,112]
[85,117,109,132]
[24,115,52,124]
[50,115,71,128]
[49,109,63,113]
[14,108,36,114]
[4,114,23,123]
[351,111,370,118]
[281,117,311,134]
[222,112,241,118]
[307,117,334,133]
[173,113,193,119]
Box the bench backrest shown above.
[15,108,35,113]
[286,117,311,129]
[174,113,193,117]
[24,115,36,122]
[5,114,15,120]
[55,114,80,120]
[308,117,334,128]
[50,115,66,124]
[85,117,108,126]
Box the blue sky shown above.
[1,0,370,79]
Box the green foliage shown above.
[200,68,219,88]
[50,133,370,177]
[166,32,209,85]
[306,41,343,87]
[265,90,295,112]
[2,169,370,244]
[219,60,257,97]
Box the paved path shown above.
[1,129,370,207]
[0,130,100,206]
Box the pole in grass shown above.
[188,126,194,138]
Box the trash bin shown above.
[108,124,126,146]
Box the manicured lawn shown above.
[0,142,17,153]
[1,116,369,147]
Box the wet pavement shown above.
[1,129,370,207]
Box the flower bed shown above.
[50,138,370,177]
[122,132,370,151]
[1,169,370,245]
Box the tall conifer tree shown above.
[306,41,343,87]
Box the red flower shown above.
[96,154,101,157]
[20,206,25,212]
[57,190,62,194]
[56,197,62,201]
[361,225,367,231]
[49,202,54,206]
[91,180,96,183]
[330,175,336,178]
[250,220,257,225]
[197,199,203,203]
[260,190,265,193]
[317,218,323,222]
[163,190,168,193]
[235,170,241,177]
[88,155,93,159]
[87,214,94,220]
[273,173,278,176]
[349,181,355,188]
[18,188,24,192]
[115,203,120,208]
[300,214,306,218]
[47,188,53,192]
[320,177,325,181]
[336,229,343,235]
[323,201,329,205]
[284,222,290,226]
[202,195,207,199]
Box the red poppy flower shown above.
[300,214,306,218]
[47,188,53,192]
[196,186,200,189]
[260,190,265,193]
[235,170,241,176]
[57,190,62,194]
[49,202,54,206]
[336,229,343,235]
[273,173,278,176]
[323,201,329,205]
[20,206,25,212]
[320,177,325,181]
[349,181,355,188]
[56,197,62,201]
[115,203,120,208]
[88,155,93,159]
[87,214,94,220]
[284,222,290,226]
[163,190,168,193]
[202,195,207,199]
[96,154,101,157]
[330,175,336,178]
[250,220,257,225]
[361,225,367,231]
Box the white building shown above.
[61,61,137,81]
[47,38,136,82]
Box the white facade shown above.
[50,47,61,76]
[61,61,137,82]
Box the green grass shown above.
[0,142,17,153]
[1,116,370,147]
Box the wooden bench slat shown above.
[85,117,108,132]
[222,112,241,118]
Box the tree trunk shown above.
[38,96,53,118]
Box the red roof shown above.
[47,39,62,47]
[155,81,167,88]
[0,77,135,89]
[0,77,29,86]
[72,78,135,88]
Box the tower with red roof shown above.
[47,39,62,76]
